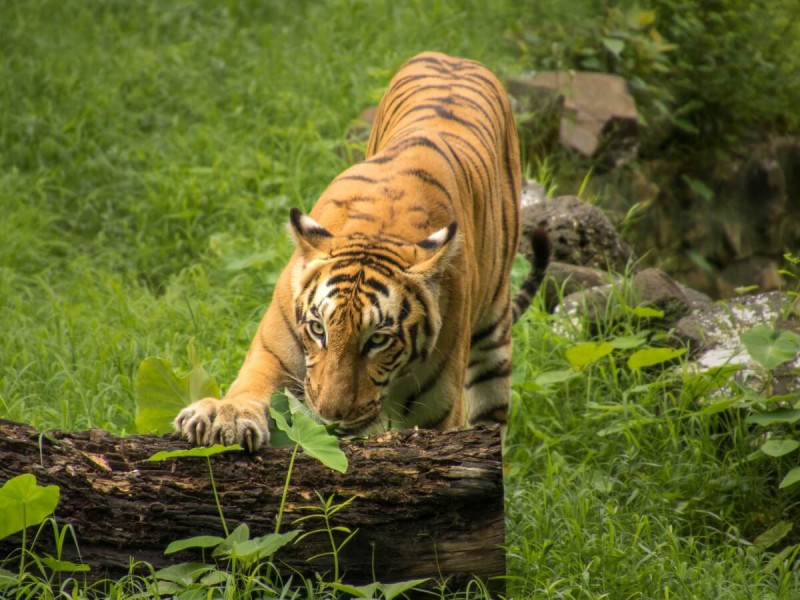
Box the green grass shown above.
[2,0,799,598]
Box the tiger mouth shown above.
[330,414,385,437]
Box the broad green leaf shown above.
[535,370,582,387]
[609,332,650,349]
[627,347,686,369]
[164,535,225,555]
[381,579,431,600]
[0,474,60,540]
[326,582,377,598]
[627,306,664,319]
[201,570,231,586]
[602,37,625,56]
[697,396,740,415]
[634,9,656,27]
[154,562,213,585]
[765,542,800,573]
[212,523,250,557]
[290,412,348,473]
[134,357,190,434]
[740,326,800,369]
[753,521,793,551]
[514,380,542,392]
[270,391,293,426]
[148,444,242,462]
[270,398,348,473]
[135,346,220,434]
[748,409,800,426]
[188,341,221,404]
[779,466,800,489]
[761,439,800,458]
[565,342,614,368]
[41,556,91,573]
[228,530,300,563]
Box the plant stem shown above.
[325,509,339,581]
[206,456,229,538]
[275,443,300,535]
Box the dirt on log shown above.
[0,420,504,591]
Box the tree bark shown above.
[0,420,504,592]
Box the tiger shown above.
[175,52,550,451]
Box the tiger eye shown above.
[370,332,387,346]
[308,321,325,337]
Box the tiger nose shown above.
[318,402,345,423]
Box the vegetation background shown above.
[2,0,800,597]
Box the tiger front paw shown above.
[174,397,271,452]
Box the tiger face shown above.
[289,208,456,433]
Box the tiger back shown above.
[174,52,549,450]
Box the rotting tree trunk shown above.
[0,420,504,592]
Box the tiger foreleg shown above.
[174,279,302,451]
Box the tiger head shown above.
[287,208,459,433]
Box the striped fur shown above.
[175,52,550,450]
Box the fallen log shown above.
[0,419,504,592]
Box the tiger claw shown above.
[175,398,270,451]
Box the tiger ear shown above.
[408,222,460,277]
[288,208,333,258]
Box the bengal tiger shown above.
[175,52,550,450]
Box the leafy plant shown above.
[149,444,243,537]
[135,340,220,435]
[295,494,359,582]
[142,387,350,597]
[738,325,800,490]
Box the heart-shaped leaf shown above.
[566,342,614,368]
[740,326,800,370]
[135,342,220,434]
[761,439,800,458]
[627,348,685,369]
[0,474,60,540]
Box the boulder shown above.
[555,267,710,331]
[674,291,800,396]
[520,189,635,272]
[507,71,639,169]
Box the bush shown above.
[512,0,800,149]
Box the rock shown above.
[603,135,800,299]
[718,256,782,295]
[555,267,708,330]
[674,291,800,396]
[541,261,617,312]
[520,190,635,272]
[507,71,639,170]
[520,179,548,209]
[632,267,712,322]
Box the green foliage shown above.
[565,341,614,367]
[270,392,349,474]
[135,341,221,434]
[148,444,243,462]
[513,0,800,148]
[739,324,800,491]
[4,0,800,597]
[0,474,59,541]
[327,578,430,600]
[506,289,800,597]
[740,325,800,370]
